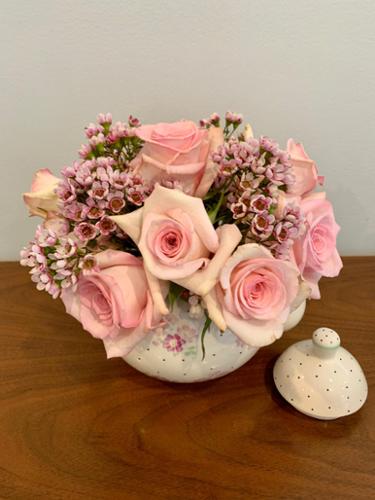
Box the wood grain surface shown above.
[0,258,374,499]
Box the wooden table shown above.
[1,258,374,499]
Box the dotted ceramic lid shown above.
[273,328,368,420]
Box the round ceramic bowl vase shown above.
[124,299,306,383]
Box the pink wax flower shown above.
[20,225,86,298]
[208,112,220,126]
[225,111,243,125]
[62,201,89,222]
[87,205,105,220]
[97,113,112,125]
[79,144,92,159]
[74,222,98,241]
[56,181,76,204]
[250,213,275,240]
[107,192,126,213]
[110,170,128,189]
[249,194,273,214]
[89,133,105,148]
[199,118,210,128]
[133,120,223,196]
[23,169,60,218]
[293,192,342,299]
[61,249,163,357]
[96,217,117,236]
[44,215,70,237]
[88,181,109,200]
[75,162,95,187]
[85,123,103,139]
[205,244,300,347]
[287,139,324,196]
[128,115,140,127]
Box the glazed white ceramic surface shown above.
[273,327,368,419]
[124,299,306,383]
[283,300,306,332]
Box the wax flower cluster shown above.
[211,135,305,258]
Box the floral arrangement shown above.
[21,112,343,359]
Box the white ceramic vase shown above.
[124,299,306,383]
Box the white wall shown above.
[1,0,374,260]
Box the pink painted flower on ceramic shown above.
[23,169,60,217]
[287,139,324,196]
[61,249,163,357]
[133,121,223,196]
[205,244,300,347]
[293,192,342,299]
[162,333,186,353]
[111,185,242,314]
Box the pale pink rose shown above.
[133,121,223,196]
[205,244,300,347]
[293,192,343,299]
[287,139,324,196]
[110,185,242,314]
[23,168,60,217]
[61,249,163,357]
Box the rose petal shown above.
[174,224,242,296]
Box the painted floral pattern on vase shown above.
[123,300,260,383]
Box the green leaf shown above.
[208,189,225,224]
[200,314,211,361]
[167,282,184,310]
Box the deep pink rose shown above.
[61,249,162,357]
[133,121,223,196]
[287,139,324,196]
[23,168,60,217]
[111,185,242,314]
[205,244,300,347]
[293,192,343,299]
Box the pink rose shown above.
[61,249,162,357]
[133,121,223,196]
[287,139,324,196]
[293,192,343,299]
[205,244,300,347]
[23,168,60,217]
[111,185,242,314]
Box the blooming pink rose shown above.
[133,121,223,196]
[23,168,60,217]
[205,244,300,347]
[293,192,343,299]
[111,185,242,314]
[287,139,324,196]
[61,249,163,357]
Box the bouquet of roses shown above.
[21,112,342,358]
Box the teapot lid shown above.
[273,328,368,420]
